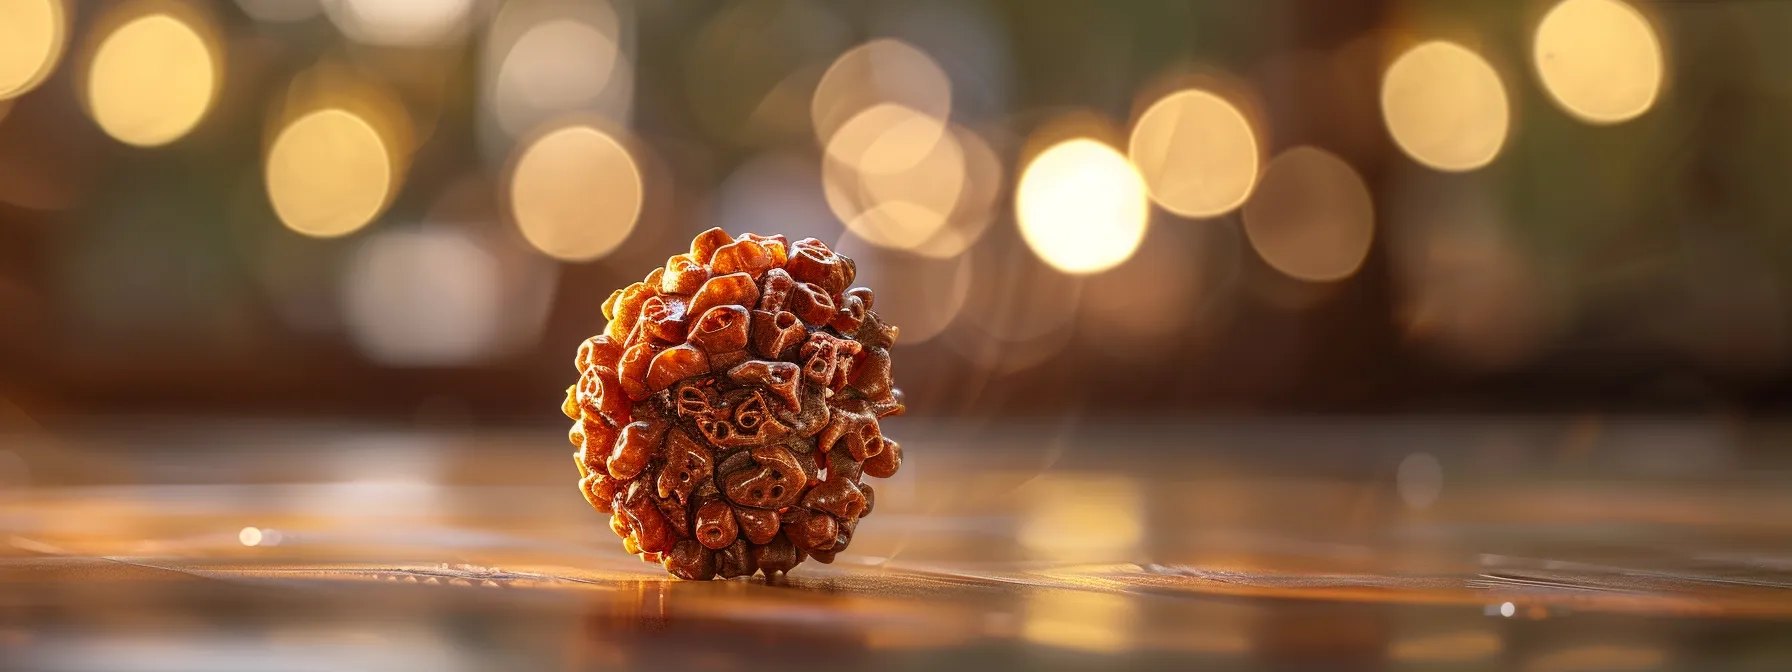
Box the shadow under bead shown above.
[560,228,904,579]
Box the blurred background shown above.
[6,0,1792,669]
[5,0,1790,423]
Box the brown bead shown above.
[664,540,716,581]
[686,305,750,354]
[578,366,631,426]
[782,508,839,552]
[726,360,800,412]
[751,534,802,577]
[569,418,586,449]
[637,295,687,343]
[777,384,832,438]
[601,287,623,322]
[843,287,874,310]
[621,481,675,554]
[707,348,750,375]
[646,344,709,392]
[750,310,805,360]
[661,254,708,295]
[827,445,863,484]
[672,380,718,420]
[655,429,713,505]
[757,268,797,313]
[853,309,898,350]
[803,476,867,522]
[563,229,905,579]
[710,239,776,279]
[798,333,838,388]
[610,511,631,539]
[579,472,622,513]
[723,444,806,510]
[655,481,691,538]
[848,347,896,407]
[830,293,866,333]
[607,419,666,480]
[859,482,876,517]
[689,227,734,264]
[577,417,617,467]
[576,334,624,373]
[785,238,851,295]
[738,232,789,265]
[727,389,789,444]
[693,498,738,550]
[604,282,654,340]
[685,272,760,326]
[733,506,781,545]
[829,339,863,392]
[715,539,757,579]
[863,437,902,479]
[789,282,837,328]
[562,385,581,421]
[616,343,657,401]
[817,399,883,460]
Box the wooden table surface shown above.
[3,417,1790,670]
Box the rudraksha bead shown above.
[565,229,904,579]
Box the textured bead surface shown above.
[566,229,904,579]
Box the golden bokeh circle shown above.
[811,38,952,149]
[1016,138,1149,275]
[266,109,394,238]
[1128,89,1260,218]
[1243,146,1375,283]
[1381,41,1510,172]
[822,103,965,252]
[86,13,217,147]
[0,0,66,100]
[509,124,644,262]
[1534,0,1663,124]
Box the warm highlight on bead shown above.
[565,229,903,579]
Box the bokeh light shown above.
[1129,89,1260,218]
[266,109,394,238]
[1381,41,1510,172]
[907,125,1003,259]
[0,0,66,100]
[823,105,964,251]
[324,0,474,47]
[1533,0,1663,124]
[85,11,218,147]
[1016,138,1149,275]
[812,38,952,149]
[508,124,643,262]
[343,227,505,366]
[487,0,627,139]
[495,21,618,135]
[1242,146,1375,282]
